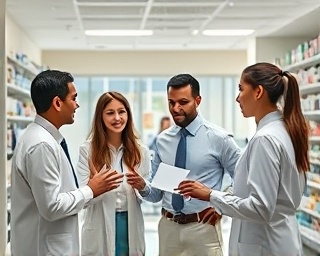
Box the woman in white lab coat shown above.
[178,63,309,256]
[77,91,151,256]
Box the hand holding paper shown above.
[151,162,190,193]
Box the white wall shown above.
[42,50,246,76]
[6,16,41,64]
[255,36,310,65]
[43,49,250,144]
[43,50,250,158]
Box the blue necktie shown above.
[172,128,188,212]
[60,138,79,188]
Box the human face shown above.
[236,77,257,118]
[168,85,199,127]
[161,119,171,131]
[60,82,79,125]
[102,99,128,136]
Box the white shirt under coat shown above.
[77,140,151,256]
[210,111,305,256]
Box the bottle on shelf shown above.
[283,33,320,254]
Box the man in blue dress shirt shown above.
[141,74,241,255]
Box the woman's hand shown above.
[88,166,124,197]
[177,180,211,201]
[126,170,146,191]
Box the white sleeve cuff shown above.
[79,185,94,203]
[209,190,228,215]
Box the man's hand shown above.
[126,170,146,191]
[88,162,124,197]
[200,208,222,225]
[177,180,211,201]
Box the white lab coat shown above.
[210,111,305,256]
[10,115,92,256]
[77,141,150,256]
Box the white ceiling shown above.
[6,0,320,51]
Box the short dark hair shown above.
[31,70,74,113]
[167,74,200,97]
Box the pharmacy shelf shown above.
[307,180,320,190]
[7,115,34,124]
[309,136,320,143]
[309,159,320,167]
[283,37,320,256]
[303,110,320,121]
[284,54,320,72]
[299,83,320,96]
[299,207,320,220]
[7,56,38,77]
[299,225,320,253]
[7,83,30,101]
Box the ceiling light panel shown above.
[83,19,141,29]
[76,0,146,3]
[78,6,145,16]
[153,0,223,4]
[85,30,153,36]
[202,29,254,36]
[150,6,217,15]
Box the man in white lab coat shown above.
[10,70,123,256]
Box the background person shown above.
[10,70,123,256]
[77,91,151,256]
[148,116,172,156]
[141,74,241,256]
[178,63,309,256]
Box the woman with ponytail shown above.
[177,63,309,256]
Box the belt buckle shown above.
[174,213,187,224]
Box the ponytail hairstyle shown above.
[241,62,309,172]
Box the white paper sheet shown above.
[151,162,190,193]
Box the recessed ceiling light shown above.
[85,30,153,36]
[202,29,254,36]
[192,30,199,35]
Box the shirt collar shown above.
[108,143,124,153]
[169,114,203,137]
[34,114,64,143]
[257,110,283,131]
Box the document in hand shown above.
[151,162,190,193]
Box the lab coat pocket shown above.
[81,228,99,255]
[46,233,72,256]
[238,242,263,256]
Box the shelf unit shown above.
[7,83,30,101]
[285,54,320,254]
[6,56,37,160]
[6,56,38,243]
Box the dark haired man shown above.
[10,70,123,256]
[142,73,241,255]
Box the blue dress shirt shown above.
[142,114,241,214]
